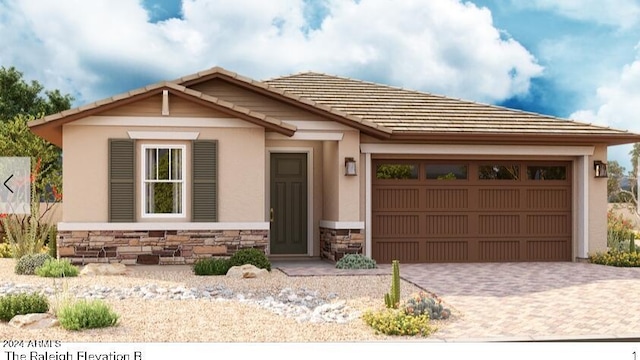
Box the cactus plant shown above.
[384,260,401,309]
[403,291,451,320]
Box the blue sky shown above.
[1,0,639,170]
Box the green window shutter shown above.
[192,140,218,222]
[109,139,135,222]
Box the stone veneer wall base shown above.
[319,227,364,262]
[57,229,269,265]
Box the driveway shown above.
[276,261,640,341]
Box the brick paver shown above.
[275,261,640,341]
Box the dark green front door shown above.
[270,153,308,254]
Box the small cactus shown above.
[384,260,400,309]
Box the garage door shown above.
[372,160,572,263]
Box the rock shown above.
[225,264,269,279]
[80,263,128,276]
[9,313,59,329]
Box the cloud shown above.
[0,0,542,106]
[514,0,640,29]
[570,51,640,170]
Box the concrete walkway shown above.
[275,260,640,341]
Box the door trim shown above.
[266,147,313,256]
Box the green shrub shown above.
[35,259,79,278]
[403,291,451,320]
[228,248,271,271]
[335,254,377,269]
[193,257,231,275]
[362,308,433,336]
[589,250,640,267]
[15,253,53,275]
[0,293,49,321]
[0,243,13,258]
[57,299,119,331]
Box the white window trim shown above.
[140,144,187,219]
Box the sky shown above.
[1,0,639,171]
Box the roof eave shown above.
[388,131,640,146]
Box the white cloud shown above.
[0,0,542,105]
[570,54,640,170]
[570,59,640,130]
[516,0,640,29]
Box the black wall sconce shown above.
[345,157,357,176]
[594,160,608,178]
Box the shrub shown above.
[35,259,79,278]
[362,308,433,336]
[15,253,52,275]
[589,250,640,267]
[228,248,271,271]
[0,293,49,321]
[335,254,377,269]
[403,291,451,320]
[607,210,636,252]
[193,257,231,276]
[57,299,119,331]
[0,243,13,258]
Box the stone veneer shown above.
[319,227,364,262]
[57,229,269,265]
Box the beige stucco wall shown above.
[62,123,265,223]
[322,141,339,221]
[588,144,609,255]
[337,131,361,221]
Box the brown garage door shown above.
[372,160,572,263]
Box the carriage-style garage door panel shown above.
[372,160,572,263]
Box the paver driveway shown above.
[277,261,640,341]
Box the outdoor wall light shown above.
[594,160,608,178]
[345,157,357,176]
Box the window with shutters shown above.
[141,144,186,217]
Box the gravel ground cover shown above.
[0,259,444,342]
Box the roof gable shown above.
[29,82,296,147]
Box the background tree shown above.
[0,66,73,198]
[607,160,628,203]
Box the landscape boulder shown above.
[226,264,269,279]
[80,263,128,276]
[9,313,59,329]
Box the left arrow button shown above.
[3,174,14,193]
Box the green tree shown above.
[0,67,73,198]
[0,66,72,121]
[607,160,630,203]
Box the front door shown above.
[270,153,308,254]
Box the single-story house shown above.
[28,66,640,264]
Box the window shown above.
[141,145,186,217]
[375,163,419,179]
[478,165,520,180]
[527,166,567,180]
[426,164,468,180]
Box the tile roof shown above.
[264,72,639,141]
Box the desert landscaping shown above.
[0,259,433,342]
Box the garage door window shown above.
[478,165,519,180]
[527,166,567,180]
[376,163,419,179]
[426,164,468,180]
